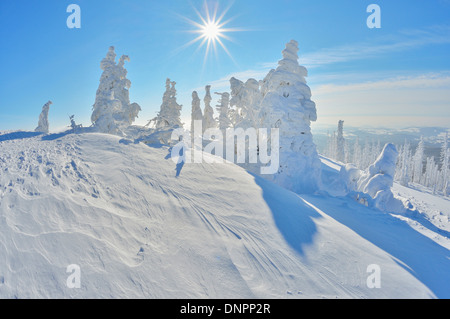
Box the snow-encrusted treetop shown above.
[276,40,308,79]
[100,46,117,70]
[260,40,316,123]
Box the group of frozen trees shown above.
[395,134,449,196]
[325,121,381,169]
[32,41,321,195]
[186,40,321,193]
[325,120,449,196]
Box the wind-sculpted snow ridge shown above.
[0,131,449,298]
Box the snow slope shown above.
[0,131,449,298]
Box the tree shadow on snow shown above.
[0,131,43,142]
[252,174,323,257]
[41,127,95,141]
[303,194,450,298]
[163,146,184,177]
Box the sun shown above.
[177,1,243,64]
[202,21,221,41]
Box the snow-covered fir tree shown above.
[395,140,412,186]
[229,77,263,129]
[202,85,216,132]
[190,91,203,136]
[259,40,321,193]
[91,46,141,135]
[35,101,52,134]
[215,92,231,131]
[153,78,183,130]
[336,120,346,163]
[423,156,439,193]
[352,136,362,169]
[440,132,449,195]
[229,77,245,127]
[324,121,348,164]
[412,137,424,184]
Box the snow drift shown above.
[0,132,449,298]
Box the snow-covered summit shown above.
[0,131,449,298]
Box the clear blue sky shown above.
[1,0,449,131]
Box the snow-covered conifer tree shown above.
[336,120,345,163]
[412,137,424,184]
[395,141,412,186]
[352,137,362,168]
[91,46,141,135]
[202,85,216,132]
[424,156,439,190]
[258,40,321,193]
[230,77,262,129]
[191,91,203,135]
[229,77,245,127]
[35,101,52,134]
[215,92,231,131]
[440,132,449,195]
[325,131,337,160]
[154,79,183,130]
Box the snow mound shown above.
[340,144,406,212]
[0,132,449,298]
